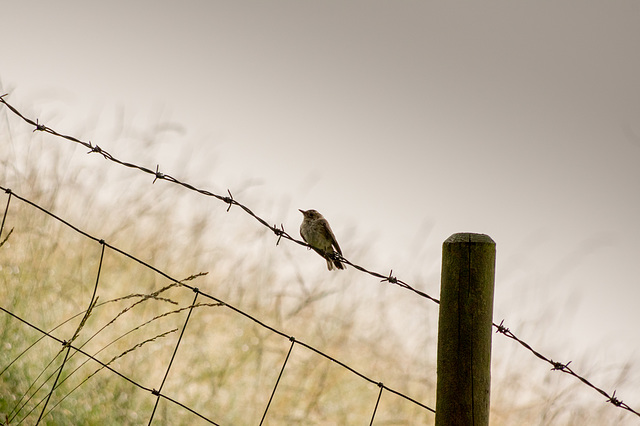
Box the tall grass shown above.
[0,101,433,425]
[1,99,637,425]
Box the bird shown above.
[299,209,345,270]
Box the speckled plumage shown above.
[299,209,345,270]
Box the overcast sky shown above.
[2,0,639,416]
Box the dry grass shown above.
[1,101,637,425]
[0,106,434,425]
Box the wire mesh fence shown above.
[0,185,434,424]
[1,94,638,424]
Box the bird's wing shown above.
[321,219,342,255]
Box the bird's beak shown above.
[298,209,305,214]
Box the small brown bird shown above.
[299,209,345,270]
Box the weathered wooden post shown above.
[435,233,495,426]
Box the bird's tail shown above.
[326,252,345,270]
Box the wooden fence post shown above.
[435,233,496,426]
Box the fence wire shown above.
[1,94,639,421]
[0,94,437,304]
[0,185,434,425]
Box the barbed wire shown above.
[1,95,639,420]
[0,94,438,305]
[0,184,434,424]
[493,320,639,416]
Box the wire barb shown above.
[153,164,165,184]
[222,189,234,212]
[608,390,622,407]
[380,270,398,284]
[33,119,46,132]
[87,142,102,154]
[550,360,571,371]
[272,223,286,246]
[494,319,509,334]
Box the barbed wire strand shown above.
[1,95,638,419]
[0,95,438,304]
[0,185,434,423]
[0,95,443,418]
[493,320,640,416]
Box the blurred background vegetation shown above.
[0,99,636,425]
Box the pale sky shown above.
[2,0,640,418]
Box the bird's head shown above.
[299,209,323,220]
